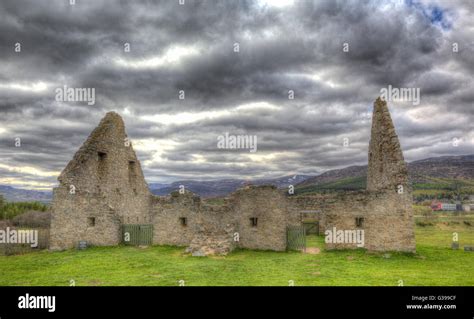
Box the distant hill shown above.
[149,175,312,197]
[408,155,474,183]
[0,175,311,202]
[1,154,472,201]
[0,185,52,203]
[295,154,474,197]
[296,165,367,189]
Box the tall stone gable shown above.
[320,97,415,252]
[367,97,409,193]
[365,97,415,251]
[50,112,151,250]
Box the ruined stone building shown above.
[50,97,416,254]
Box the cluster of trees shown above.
[413,192,472,203]
[0,195,48,220]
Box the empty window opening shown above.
[250,217,258,227]
[98,152,107,178]
[179,217,187,226]
[87,217,96,227]
[129,161,137,185]
[98,152,107,161]
[355,217,364,228]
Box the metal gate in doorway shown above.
[122,224,153,246]
[287,225,306,252]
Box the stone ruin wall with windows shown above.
[50,113,151,250]
[50,98,415,254]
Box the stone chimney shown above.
[367,97,409,193]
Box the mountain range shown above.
[148,175,311,197]
[0,185,53,203]
[1,154,472,202]
[295,154,474,195]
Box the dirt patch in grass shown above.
[305,247,320,254]
[87,279,103,286]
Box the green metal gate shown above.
[122,224,153,246]
[287,225,306,252]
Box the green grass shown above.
[1,222,473,286]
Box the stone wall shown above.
[50,98,416,254]
[152,186,291,254]
[151,191,201,247]
[50,112,151,250]
[186,201,236,255]
[367,97,409,193]
[320,191,415,252]
[50,188,121,249]
[231,185,289,251]
[317,97,415,252]
[288,193,333,233]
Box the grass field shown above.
[0,218,473,286]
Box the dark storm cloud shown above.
[0,0,472,188]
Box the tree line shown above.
[0,194,48,220]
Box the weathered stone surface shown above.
[50,98,415,254]
[151,191,201,247]
[367,97,409,193]
[310,98,415,252]
[187,232,234,256]
[50,112,150,250]
[231,185,289,251]
[191,250,206,257]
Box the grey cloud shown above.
[0,0,472,188]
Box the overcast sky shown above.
[0,0,473,190]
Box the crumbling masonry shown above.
[50,98,416,253]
